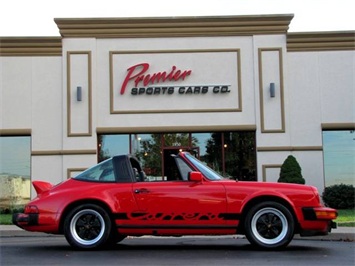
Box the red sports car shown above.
[13,152,337,250]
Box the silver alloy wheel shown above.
[250,207,288,245]
[69,209,105,246]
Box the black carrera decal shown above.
[113,212,240,221]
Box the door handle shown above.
[134,188,150,194]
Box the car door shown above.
[132,180,227,224]
[130,156,228,230]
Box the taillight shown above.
[24,205,39,214]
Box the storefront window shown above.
[98,134,130,161]
[0,136,31,210]
[163,133,190,147]
[203,132,256,180]
[98,131,256,181]
[133,134,162,178]
[323,130,355,186]
[192,133,212,158]
[204,132,223,173]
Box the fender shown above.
[225,185,298,217]
[239,189,307,223]
[241,189,296,209]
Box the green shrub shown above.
[0,208,11,214]
[322,184,355,209]
[0,206,24,214]
[278,155,305,184]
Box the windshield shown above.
[74,158,116,182]
[185,153,222,181]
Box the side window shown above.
[75,159,115,182]
[175,157,193,181]
[98,168,115,182]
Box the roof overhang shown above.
[54,14,294,38]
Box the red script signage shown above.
[120,63,192,95]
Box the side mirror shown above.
[188,171,203,182]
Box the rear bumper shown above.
[12,212,60,234]
[12,213,39,228]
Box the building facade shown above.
[0,14,354,202]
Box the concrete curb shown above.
[1,225,354,241]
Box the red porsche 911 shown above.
[13,152,337,250]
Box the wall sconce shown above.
[76,86,82,101]
[270,83,275,98]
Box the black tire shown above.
[244,201,295,249]
[64,204,112,249]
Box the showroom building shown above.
[0,14,354,202]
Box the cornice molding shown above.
[321,123,355,130]
[97,125,257,134]
[1,18,353,55]
[0,129,32,136]
[0,37,62,56]
[54,14,294,38]
[257,146,323,152]
[31,150,97,156]
[287,31,355,51]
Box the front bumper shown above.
[299,207,338,236]
[300,220,337,236]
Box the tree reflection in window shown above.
[0,136,31,209]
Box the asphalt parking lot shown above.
[1,227,354,266]
[0,225,354,241]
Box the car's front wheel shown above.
[244,201,295,249]
[64,204,112,249]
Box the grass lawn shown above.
[336,209,355,227]
[0,214,12,225]
[1,209,354,226]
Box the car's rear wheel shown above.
[64,204,112,249]
[244,201,294,249]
